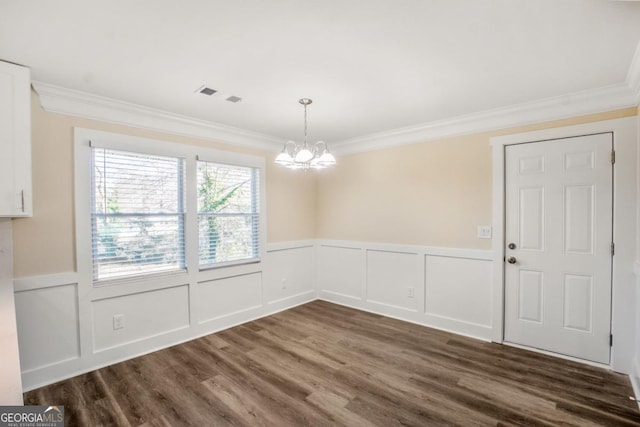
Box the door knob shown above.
[507,257,517,264]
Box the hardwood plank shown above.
[25,300,640,426]
[201,374,284,427]
[306,390,374,427]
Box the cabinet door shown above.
[0,61,31,217]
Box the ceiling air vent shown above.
[194,85,241,102]
[196,85,217,96]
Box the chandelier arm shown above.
[285,140,297,156]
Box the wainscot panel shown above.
[263,244,315,304]
[14,283,80,373]
[366,249,421,312]
[197,273,262,323]
[425,255,492,327]
[316,244,364,301]
[92,284,190,352]
[316,240,493,341]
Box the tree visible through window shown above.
[91,148,186,281]
[198,161,260,268]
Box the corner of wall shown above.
[631,356,640,407]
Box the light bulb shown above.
[318,151,336,166]
[295,147,314,163]
[275,150,294,165]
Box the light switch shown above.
[477,226,492,239]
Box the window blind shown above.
[91,148,186,281]
[197,161,260,268]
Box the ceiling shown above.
[1,0,640,149]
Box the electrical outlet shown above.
[477,225,492,239]
[113,314,125,330]
[408,287,415,298]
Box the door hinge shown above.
[611,242,615,256]
[611,150,616,164]
[610,334,613,347]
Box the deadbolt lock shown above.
[508,243,516,250]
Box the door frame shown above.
[490,116,637,373]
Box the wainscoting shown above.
[16,238,640,407]
[316,240,493,340]
[631,261,640,402]
[16,239,492,391]
[13,241,316,391]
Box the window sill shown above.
[198,258,261,272]
[93,268,188,288]
[197,260,263,283]
[89,269,191,301]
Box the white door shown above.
[504,133,613,364]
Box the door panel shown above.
[518,270,543,323]
[562,273,592,332]
[504,133,612,364]
[564,185,594,254]
[519,187,545,251]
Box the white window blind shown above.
[91,147,186,281]
[197,161,260,268]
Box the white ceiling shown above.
[1,0,640,149]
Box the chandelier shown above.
[275,98,336,170]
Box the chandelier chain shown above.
[304,103,308,147]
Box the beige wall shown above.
[316,107,638,249]
[12,91,316,277]
[13,92,637,276]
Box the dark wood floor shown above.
[25,300,640,426]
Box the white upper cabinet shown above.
[0,61,31,217]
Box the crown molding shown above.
[627,41,640,104]
[31,81,285,152]
[332,83,638,155]
[33,42,640,158]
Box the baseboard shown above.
[317,295,492,343]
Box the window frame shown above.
[90,147,187,282]
[75,128,267,288]
[196,159,262,270]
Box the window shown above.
[91,148,186,281]
[77,129,266,286]
[198,161,260,268]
